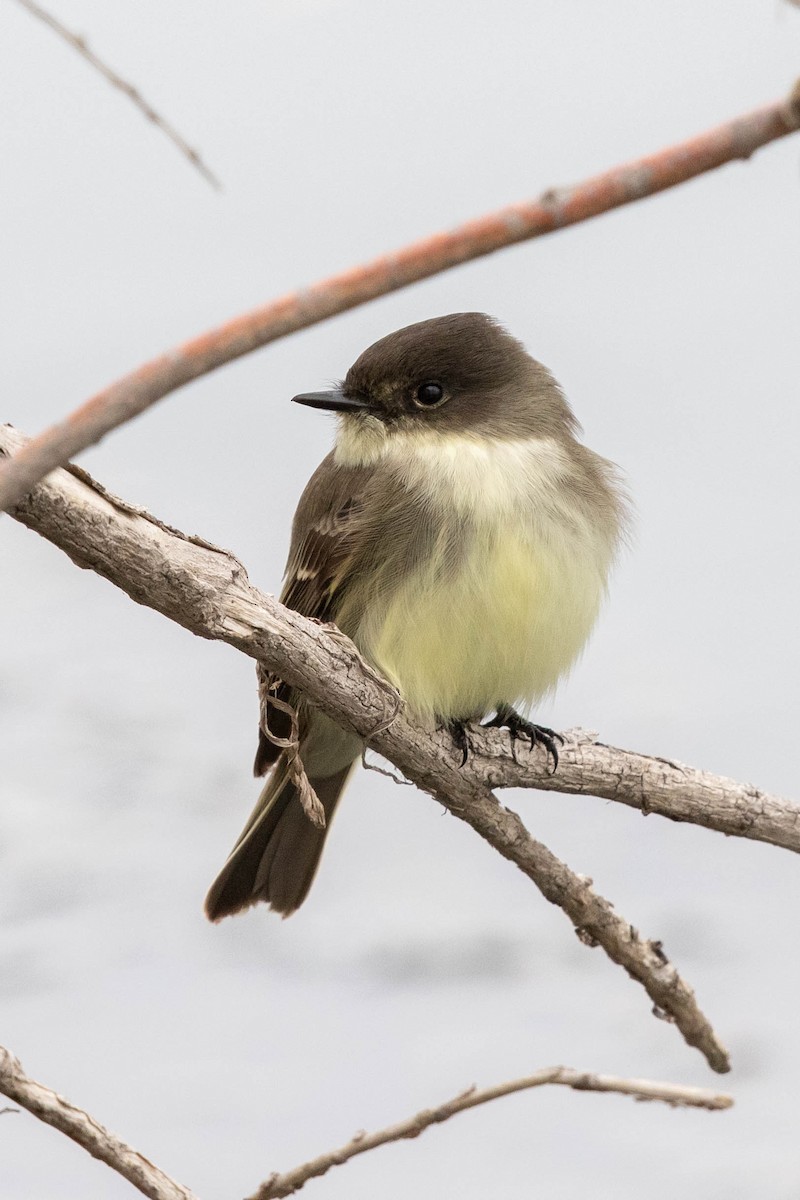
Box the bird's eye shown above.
[414,382,445,408]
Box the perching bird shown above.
[205,313,627,921]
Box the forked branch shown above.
[9,424,796,1071]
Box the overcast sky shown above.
[2,3,800,1197]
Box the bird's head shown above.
[291,313,578,446]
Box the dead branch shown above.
[0,1045,197,1200]
[12,0,220,189]
[0,79,798,513]
[0,426,763,1072]
[0,1043,731,1200]
[251,1067,733,1199]
[470,725,800,853]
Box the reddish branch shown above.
[1,79,798,514]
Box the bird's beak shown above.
[291,389,373,413]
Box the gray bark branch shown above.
[470,726,800,853]
[250,1067,733,1199]
[0,1042,731,1200]
[0,1046,198,1200]
[6,423,792,1072]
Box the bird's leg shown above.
[483,705,564,770]
[445,718,475,768]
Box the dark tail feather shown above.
[204,757,354,921]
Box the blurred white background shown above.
[2,2,800,1196]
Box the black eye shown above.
[415,381,444,407]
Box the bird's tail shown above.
[204,754,355,921]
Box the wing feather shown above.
[254,452,372,775]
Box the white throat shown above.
[335,419,577,523]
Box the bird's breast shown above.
[349,434,616,720]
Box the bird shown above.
[205,312,627,921]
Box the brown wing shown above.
[253,451,372,776]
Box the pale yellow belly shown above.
[354,528,607,721]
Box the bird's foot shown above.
[483,706,564,771]
[446,719,475,768]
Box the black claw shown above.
[482,707,564,771]
[446,719,473,767]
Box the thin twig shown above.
[0,1046,197,1200]
[0,1042,731,1200]
[13,0,220,189]
[0,426,749,1073]
[250,1067,733,1199]
[1,79,799,513]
